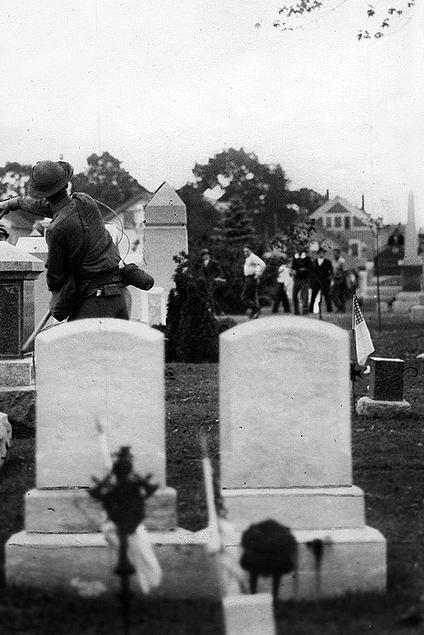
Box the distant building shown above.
[310,196,374,265]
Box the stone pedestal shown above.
[399,260,422,292]
[16,236,53,329]
[220,317,386,599]
[0,243,43,429]
[394,192,423,310]
[356,396,411,418]
[393,291,422,313]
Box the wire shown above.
[93,197,132,261]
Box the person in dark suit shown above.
[309,247,333,314]
[198,249,224,315]
[292,251,312,315]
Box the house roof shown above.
[310,196,371,221]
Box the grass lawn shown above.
[1,312,424,633]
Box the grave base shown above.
[5,529,222,600]
[410,305,424,322]
[6,525,386,601]
[0,357,34,386]
[222,486,365,531]
[224,526,386,600]
[393,292,422,313]
[25,487,177,533]
[356,396,411,418]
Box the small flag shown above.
[352,294,374,366]
[313,290,321,314]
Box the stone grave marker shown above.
[6,318,222,599]
[356,356,411,417]
[220,315,386,599]
[0,242,43,430]
[143,182,188,305]
[16,236,53,329]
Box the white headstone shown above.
[35,319,166,487]
[220,316,386,599]
[143,182,188,303]
[220,316,351,489]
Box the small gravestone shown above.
[369,357,404,401]
[6,319,222,599]
[356,356,411,417]
[0,242,43,430]
[220,316,386,599]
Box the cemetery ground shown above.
[0,313,424,633]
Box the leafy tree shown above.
[289,187,325,214]
[0,162,31,199]
[268,212,316,258]
[177,183,219,248]
[266,0,415,39]
[213,197,257,245]
[72,152,148,209]
[193,148,293,239]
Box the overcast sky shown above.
[0,0,422,224]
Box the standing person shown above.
[291,251,312,315]
[0,160,133,321]
[198,248,224,315]
[241,244,266,319]
[332,248,347,313]
[309,247,333,314]
[272,257,291,314]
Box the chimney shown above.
[326,189,329,201]
[361,195,365,211]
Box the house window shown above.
[344,216,351,230]
[334,216,342,228]
[325,216,332,228]
[350,241,360,257]
[353,216,366,227]
[315,217,323,227]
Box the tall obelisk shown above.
[394,192,423,312]
[400,192,422,289]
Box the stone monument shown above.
[394,192,423,312]
[6,319,222,599]
[0,242,43,430]
[15,236,53,329]
[220,316,386,599]
[143,182,188,305]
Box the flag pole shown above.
[351,287,356,409]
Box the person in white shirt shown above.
[241,244,266,318]
[272,258,291,313]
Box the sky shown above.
[0,0,423,225]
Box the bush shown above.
[165,253,219,363]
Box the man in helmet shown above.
[0,160,129,321]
